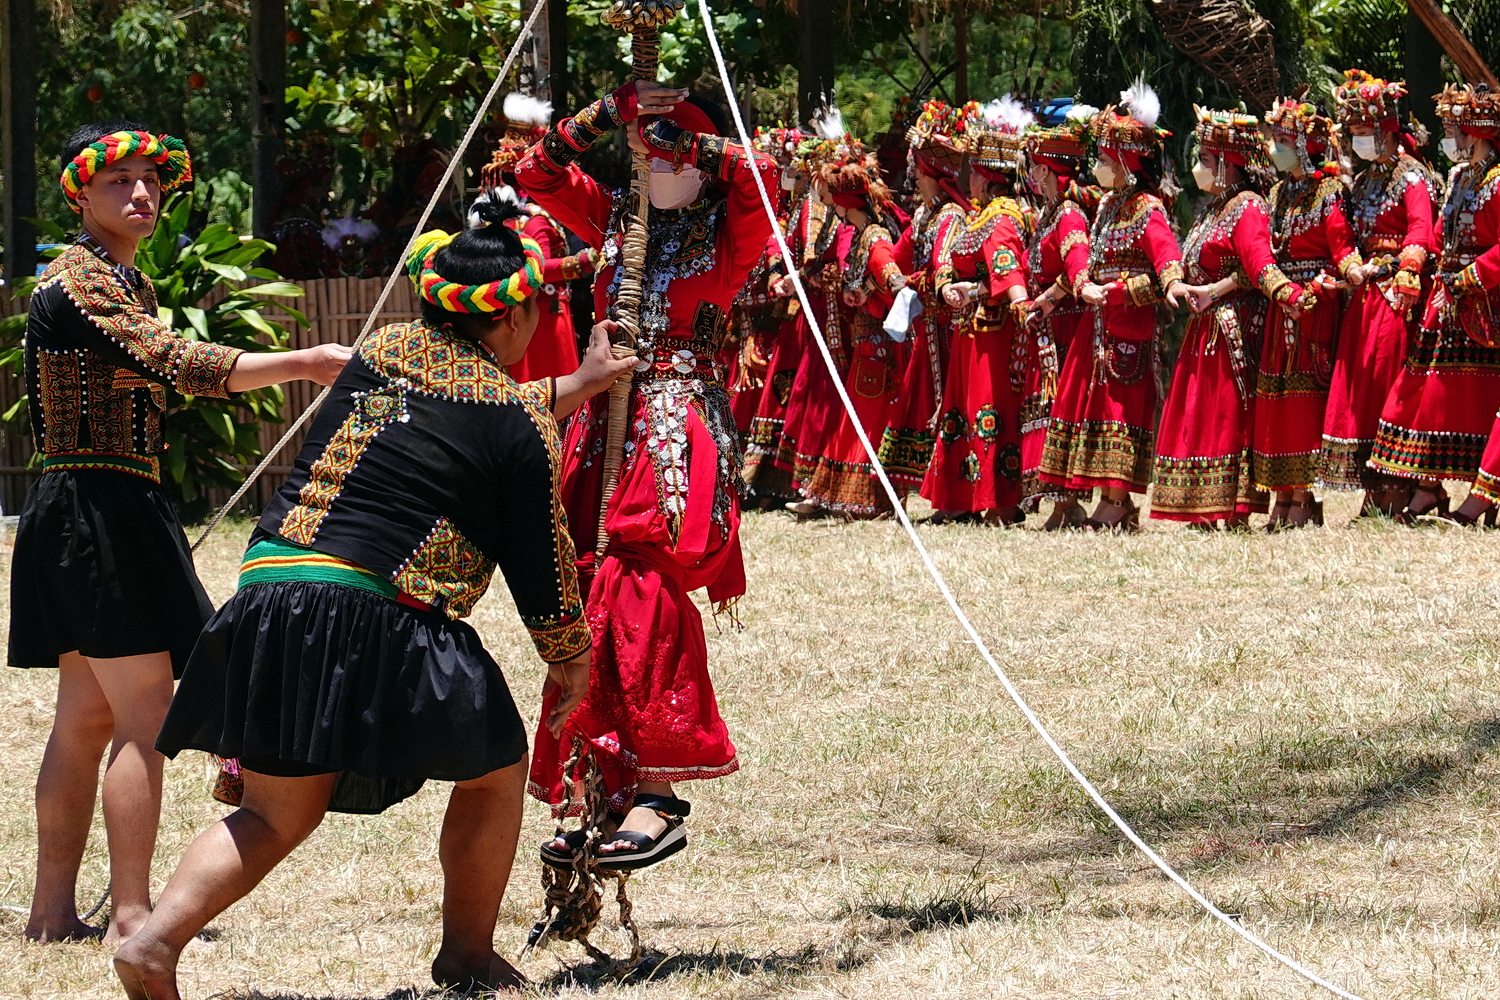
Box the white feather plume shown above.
[503,92,553,128]
[468,185,525,230]
[985,95,1035,134]
[812,107,845,140]
[1119,76,1161,129]
[1065,103,1100,122]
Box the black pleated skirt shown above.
[157,579,528,814]
[8,469,213,675]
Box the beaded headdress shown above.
[965,96,1035,180]
[406,222,545,315]
[1434,83,1500,137]
[1264,94,1337,174]
[1091,79,1169,171]
[1026,103,1097,177]
[60,130,193,211]
[753,125,806,164]
[480,93,552,188]
[1333,69,1407,129]
[906,99,966,177]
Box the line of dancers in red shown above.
[733,73,1500,532]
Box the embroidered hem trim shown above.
[41,451,161,482]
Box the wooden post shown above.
[250,0,286,239]
[548,0,569,121]
[1405,0,1499,89]
[797,0,835,124]
[1405,8,1443,148]
[1,0,37,284]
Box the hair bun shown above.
[467,186,527,231]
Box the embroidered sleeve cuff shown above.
[1258,264,1293,301]
[1398,245,1427,273]
[176,342,243,397]
[1336,251,1364,278]
[1157,261,1185,287]
[878,261,904,293]
[1049,276,1073,300]
[558,249,595,280]
[1125,272,1160,307]
[933,264,957,289]
[1390,268,1422,296]
[525,615,592,663]
[1072,272,1092,298]
[1456,263,1483,295]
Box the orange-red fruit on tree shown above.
[285,28,303,44]
[188,72,207,90]
[86,86,104,103]
[361,130,378,149]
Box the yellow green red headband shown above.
[59,131,193,211]
[406,226,545,314]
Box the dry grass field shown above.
[3,492,1500,1000]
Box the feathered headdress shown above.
[481,92,553,187]
[1027,104,1096,177]
[1090,78,1169,170]
[966,96,1035,178]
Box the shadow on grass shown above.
[539,939,872,991]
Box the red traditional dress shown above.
[1369,150,1500,481]
[785,224,856,489]
[1318,153,1438,487]
[1152,186,1302,521]
[1252,170,1360,490]
[920,195,1029,511]
[741,195,836,500]
[1039,186,1184,493]
[1018,193,1091,506]
[799,217,906,513]
[506,208,591,383]
[516,87,777,808]
[878,199,968,491]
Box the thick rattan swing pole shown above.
[595,16,672,558]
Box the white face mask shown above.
[779,167,798,191]
[649,164,706,210]
[1192,161,1218,192]
[1093,161,1121,188]
[1269,142,1300,172]
[1352,134,1380,161]
[1442,136,1468,162]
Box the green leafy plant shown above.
[1,194,307,521]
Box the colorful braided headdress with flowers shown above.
[406,224,545,315]
[1333,69,1407,128]
[1265,92,1339,175]
[59,130,193,211]
[906,99,966,177]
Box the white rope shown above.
[695,4,1366,997]
[191,0,550,551]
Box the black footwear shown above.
[539,811,624,870]
[593,794,691,872]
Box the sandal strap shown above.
[633,793,691,818]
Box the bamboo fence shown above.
[0,277,421,515]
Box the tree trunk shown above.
[250,0,287,239]
[954,0,968,107]
[798,0,835,124]
[1405,8,1443,150]
[1,0,37,285]
[549,0,569,121]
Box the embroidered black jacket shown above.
[254,321,589,662]
[25,238,243,481]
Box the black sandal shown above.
[539,811,624,870]
[592,794,691,872]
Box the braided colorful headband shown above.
[60,131,193,211]
[406,227,545,314]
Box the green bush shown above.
[1,193,307,521]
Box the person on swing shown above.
[515,80,778,870]
[114,189,636,998]
[12,120,350,945]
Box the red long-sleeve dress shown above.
[799,219,906,513]
[506,208,590,383]
[1019,196,1092,507]
[1153,190,1300,521]
[515,91,777,808]
[1252,172,1361,491]
[920,196,1029,511]
[1369,156,1500,481]
[785,224,856,488]
[741,196,837,500]
[1039,187,1185,494]
[1318,153,1439,489]
[878,199,969,492]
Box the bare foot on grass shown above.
[432,948,528,992]
[24,916,104,943]
[114,933,182,1000]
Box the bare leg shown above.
[88,652,176,945]
[431,759,529,991]
[599,779,674,853]
[26,652,114,942]
[113,770,334,1000]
